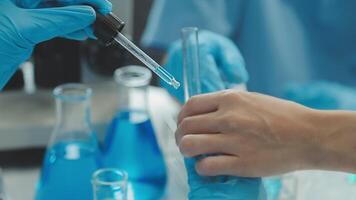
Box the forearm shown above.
[305,110,356,173]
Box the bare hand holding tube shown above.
[176,90,356,177]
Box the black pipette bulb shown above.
[93,12,125,46]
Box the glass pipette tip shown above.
[114,32,180,89]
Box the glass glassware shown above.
[182,27,265,200]
[182,27,201,100]
[35,84,101,200]
[103,66,167,200]
[92,168,128,200]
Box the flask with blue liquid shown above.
[35,84,101,200]
[103,66,167,200]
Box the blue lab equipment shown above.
[163,30,248,103]
[102,66,167,200]
[181,27,265,200]
[35,84,101,200]
[0,0,112,90]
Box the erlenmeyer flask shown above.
[35,84,101,200]
[103,66,167,200]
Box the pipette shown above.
[93,12,180,89]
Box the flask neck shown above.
[117,84,148,113]
[114,66,152,114]
[56,98,91,131]
[50,84,94,145]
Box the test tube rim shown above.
[92,168,128,187]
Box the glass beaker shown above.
[103,66,167,200]
[92,168,128,200]
[35,84,101,200]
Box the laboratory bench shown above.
[1,82,356,200]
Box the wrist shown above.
[303,110,356,172]
[290,108,324,171]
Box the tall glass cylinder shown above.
[35,84,100,200]
[92,168,128,200]
[182,27,201,101]
[103,66,167,200]
[182,27,265,200]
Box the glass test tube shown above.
[92,168,128,200]
[181,27,267,200]
[182,27,201,102]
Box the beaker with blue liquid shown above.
[35,84,101,200]
[103,66,167,200]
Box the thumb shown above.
[22,5,96,45]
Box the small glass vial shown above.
[92,168,128,200]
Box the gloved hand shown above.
[283,81,356,110]
[0,0,112,89]
[163,30,249,103]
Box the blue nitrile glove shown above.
[0,0,112,90]
[163,30,249,103]
[283,81,356,110]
